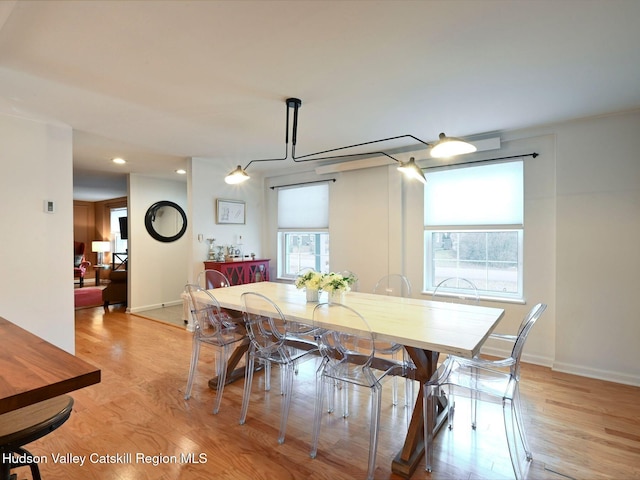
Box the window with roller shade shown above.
[277,183,330,278]
[424,161,524,300]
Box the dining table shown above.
[0,316,101,415]
[200,281,504,478]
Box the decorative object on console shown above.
[206,238,216,260]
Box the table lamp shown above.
[91,241,111,266]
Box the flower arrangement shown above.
[295,270,324,291]
[320,272,351,293]
[341,271,358,288]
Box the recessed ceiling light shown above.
[112,157,126,164]
[175,169,186,175]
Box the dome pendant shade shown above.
[225,165,250,184]
[430,133,477,158]
[397,157,427,184]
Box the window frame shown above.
[424,227,524,301]
[277,229,330,280]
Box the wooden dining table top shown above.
[0,316,101,415]
[204,281,504,359]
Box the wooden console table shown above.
[203,259,269,286]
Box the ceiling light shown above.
[224,165,250,184]
[430,133,477,158]
[397,157,426,184]
[224,97,476,184]
[112,157,126,164]
[175,169,186,175]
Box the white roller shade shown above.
[278,183,329,229]
[424,161,523,226]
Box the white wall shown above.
[553,112,640,385]
[188,158,265,283]
[128,175,189,312]
[0,113,75,352]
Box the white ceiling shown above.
[1,0,640,200]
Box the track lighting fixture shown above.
[224,97,476,184]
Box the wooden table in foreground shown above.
[202,282,504,479]
[0,316,101,415]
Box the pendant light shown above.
[224,97,476,184]
[397,157,427,184]
[225,165,250,184]
[430,132,477,158]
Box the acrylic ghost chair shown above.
[197,269,244,323]
[423,303,547,480]
[197,270,281,392]
[432,277,523,349]
[310,302,409,480]
[183,284,246,414]
[432,277,480,305]
[290,267,323,339]
[432,277,509,421]
[239,292,318,444]
[372,273,414,407]
[197,269,231,290]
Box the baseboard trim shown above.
[129,299,183,313]
[552,361,640,387]
[481,345,640,387]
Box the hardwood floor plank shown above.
[17,306,640,479]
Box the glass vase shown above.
[328,290,345,304]
[306,288,319,303]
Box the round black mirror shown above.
[144,201,187,243]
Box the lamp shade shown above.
[430,132,477,158]
[91,241,111,253]
[225,165,250,184]
[397,157,427,184]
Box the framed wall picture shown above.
[216,199,246,224]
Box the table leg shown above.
[392,347,447,478]
[208,337,250,389]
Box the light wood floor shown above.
[24,306,640,479]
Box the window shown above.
[277,183,330,278]
[424,161,523,300]
[110,207,128,254]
